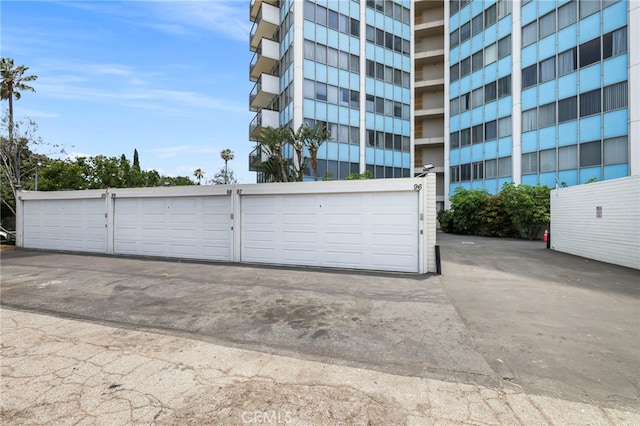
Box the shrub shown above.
[449,187,489,235]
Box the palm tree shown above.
[1,58,37,185]
[220,148,234,184]
[306,123,331,181]
[193,168,204,185]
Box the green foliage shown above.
[440,184,551,240]
[345,170,373,180]
[448,187,489,234]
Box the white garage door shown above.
[241,191,419,272]
[23,199,106,253]
[113,196,231,261]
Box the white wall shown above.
[17,177,437,274]
[550,175,640,270]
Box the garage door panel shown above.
[114,196,231,261]
[23,199,106,253]
[241,191,419,272]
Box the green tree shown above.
[345,170,373,180]
[211,167,237,185]
[133,149,140,170]
[220,149,234,184]
[1,58,37,182]
[448,187,489,235]
[256,126,291,182]
[500,183,550,239]
[305,123,330,181]
[193,168,204,185]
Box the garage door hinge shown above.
[111,193,117,198]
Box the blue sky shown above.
[1,0,256,183]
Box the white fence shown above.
[550,175,640,270]
[16,176,437,274]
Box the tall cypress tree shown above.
[133,149,140,170]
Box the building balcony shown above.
[414,136,445,147]
[249,145,267,172]
[249,2,279,52]
[250,0,279,21]
[415,77,445,92]
[249,73,279,112]
[415,106,445,119]
[249,108,279,141]
[249,38,279,82]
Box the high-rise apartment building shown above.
[249,0,413,182]
[446,0,638,207]
[414,0,446,211]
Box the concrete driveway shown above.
[1,232,638,416]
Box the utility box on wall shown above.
[550,175,640,270]
[16,176,438,274]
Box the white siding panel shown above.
[23,199,105,253]
[551,175,640,269]
[114,196,231,261]
[241,191,419,272]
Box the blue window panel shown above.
[558,121,578,146]
[384,116,394,132]
[604,164,629,180]
[365,45,375,60]
[484,62,497,81]
[558,170,578,186]
[337,0,348,14]
[304,22,316,39]
[350,109,359,126]
[522,131,538,153]
[558,73,578,98]
[472,144,484,162]
[484,179,499,195]
[557,25,578,52]
[497,96,511,115]
[385,16,394,33]
[521,44,537,68]
[472,108,483,125]
[470,180,483,190]
[326,141,339,160]
[317,25,328,44]
[498,137,512,156]
[316,0,327,7]
[450,46,460,65]
[339,69,351,87]
[364,111,376,129]
[461,181,472,190]
[522,174,538,186]
[484,102,497,121]
[538,35,557,61]
[485,0,497,7]
[402,56,410,71]
[327,104,339,122]
[498,18,511,38]
[304,60,315,79]
[603,0,627,33]
[539,80,556,105]
[304,99,315,116]
[471,34,483,52]
[497,57,511,78]
[401,152,411,168]
[365,147,375,164]
[450,183,463,195]
[484,140,498,158]
[402,88,411,104]
[402,120,410,136]
[460,110,471,128]
[316,63,328,80]
[375,114,384,131]
[450,116,460,131]
[327,29,339,46]
[365,7,375,23]
[539,127,556,149]
[327,66,339,83]
[459,2,471,22]
[375,45,386,61]
[349,146,360,163]
[459,75,471,94]
[339,33,350,50]
[450,148,460,166]
[339,106,352,123]
[402,23,411,41]
[498,177,513,189]
[603,109,629,138]
[383,149,393,167]
[579,167,602,184]
[449,13,459,30]
[579,12,601,43]
[471,0,483,16]
[521,86,538,110]
[521,1,537,25]
[579,63,601,92]
[459,39,471,59]
[375,79,385,96]
[539,172,556,188]
[471,70,484,89]
[539,0,555,15]
[460,146,472,164]
[579,115,602,142]
[484,26,497,45]
[315,103,327,121]
[603,55,628,85]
